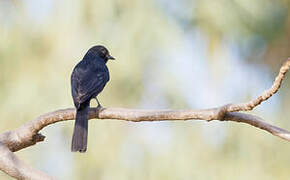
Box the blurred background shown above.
[0,0,290,179]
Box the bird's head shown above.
[85,45,115,63]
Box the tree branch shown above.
[0,143,54,180]
[0,58,289,179]
[227,59,290,112]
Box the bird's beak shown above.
[107,54,115,60]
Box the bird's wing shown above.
[71,66,109,108]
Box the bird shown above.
[70,45,115,152]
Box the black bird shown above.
[71,45,115,152]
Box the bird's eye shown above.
[101,49,106,55]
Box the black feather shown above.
[70,45,113,152]
[71,101,90,152]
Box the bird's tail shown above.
[71,101,90,152]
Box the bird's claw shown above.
[97,104,102,109]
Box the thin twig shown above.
[227,58,290,112]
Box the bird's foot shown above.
[95,98,103,109]
[97,104,103,109]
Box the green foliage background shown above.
[0,0,289,179]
